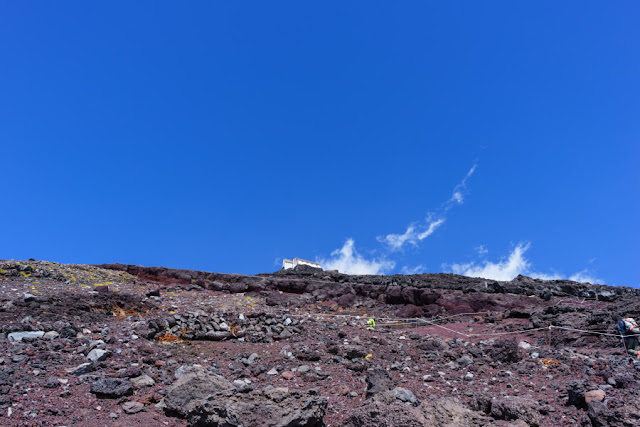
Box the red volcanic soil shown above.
[0,260,639,426]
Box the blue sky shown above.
[1,2,638,286]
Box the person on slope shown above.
[616,315,640,358]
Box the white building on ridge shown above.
[283,258,322,270]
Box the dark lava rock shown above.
[470,393,493,414]
[343,398,491,427]
[67,362,93,376]
[122,366,143,378]
[486,338,521,363]
[163,365,326,426]
[90,378,133,399]
[44,377,61,389]
[365,367,394,397]
[163,365,235,417]
[327,343,368,359]
[187,386,327,427]
[588,399,640,427]
[611,372,636,389]
[489,397,541,426]
[343,401,428,427]
[337,293,355,308]
[566,380,589,408]
[386,387,420,406]
[204,331,233,341]
[395,304,423,318]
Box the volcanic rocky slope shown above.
[0,259,639,426]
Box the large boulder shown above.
[343,398,492,427]
[486,338,521,363]
[163,365,235,417]
[588,399,640,427]
[163,365,327,426]
[365,367,394,397]
[342,401,429,427]
[489,397,541,427]
[565,380,590,409]
[187,386,326,427]
[473,393,541,426]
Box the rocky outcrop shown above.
[162,365,326,427]
[588,399,640,427]
[344,398,493,427]
[187,387,326,427]
[163,365,235,417]
[99,263,638,319]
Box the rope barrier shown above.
[548,325,623,338]
[289,310,630,341]
[417,318,549,338]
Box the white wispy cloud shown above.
[444,164,477,208]
[475,245,488,256]
[317,238,395,275]
[568,270,602,284]
[380,218,445,251]
[401,264,427,275]
[378,164,477,251]
[449,242,531,281]
[446,242,603,284]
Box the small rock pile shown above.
[147,311,303,342]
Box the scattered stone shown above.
[387,387,420,406]
[584,389,606,404]
[329,385,351,396]
[122,401,144,414]
[43,331,60,340]
[518,341,532,350]
[44,377,61,388]
[87,349,109,363]
[8,331,44,342]
[90,378,134,399]
[131,374,156,388]
[11,355,28,363]
[458,355,473,366]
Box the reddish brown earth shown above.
[0,260,639,426]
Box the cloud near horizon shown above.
[317,238,395,275]
[401,264,427,275]
[447,242,603,284]
[378,164,476,251]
